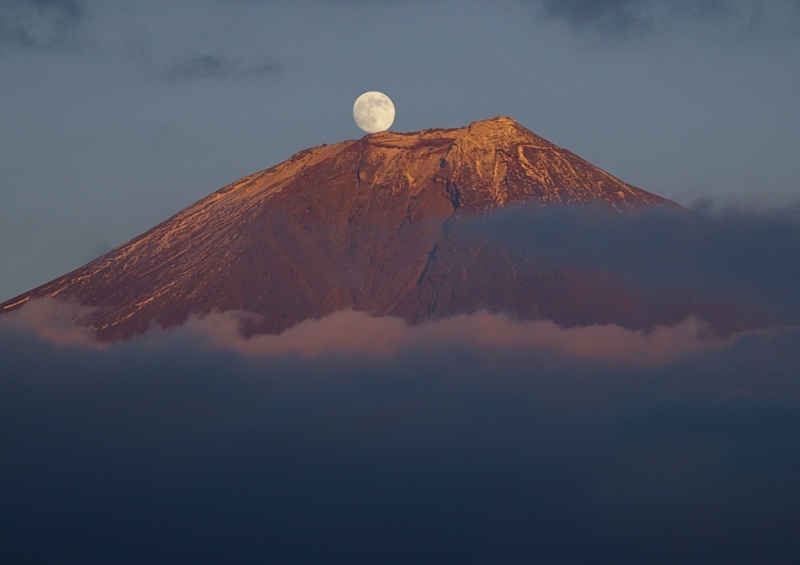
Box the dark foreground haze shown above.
[2,314,800,563]
[2,201,800,563]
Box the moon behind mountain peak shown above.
[353,91,395,133]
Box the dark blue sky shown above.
[1,0,799,300]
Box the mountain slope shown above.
[0,117,759,340]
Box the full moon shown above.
[353,91,395,133]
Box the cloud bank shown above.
[2,298,739,366]
[2,296,800,562]
[465,201,800,327]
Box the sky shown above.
[3,2,800,561]
[1,0,799,301]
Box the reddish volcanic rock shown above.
[0,117,761,340]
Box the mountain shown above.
[0,117,763,340]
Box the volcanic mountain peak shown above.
[2,117,744,341]
[363,116,540,150]
[347,116,667,211]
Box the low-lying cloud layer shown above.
[4,298,738,365]
[466,200,800,326]
[2,202,798,562]
[2,296,800,563]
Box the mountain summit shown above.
[1,117,757,339]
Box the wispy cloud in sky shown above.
[536,0,800,41]
[0,0,83,51]
[158,53,283,82]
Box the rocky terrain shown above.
[0,117,760,340]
